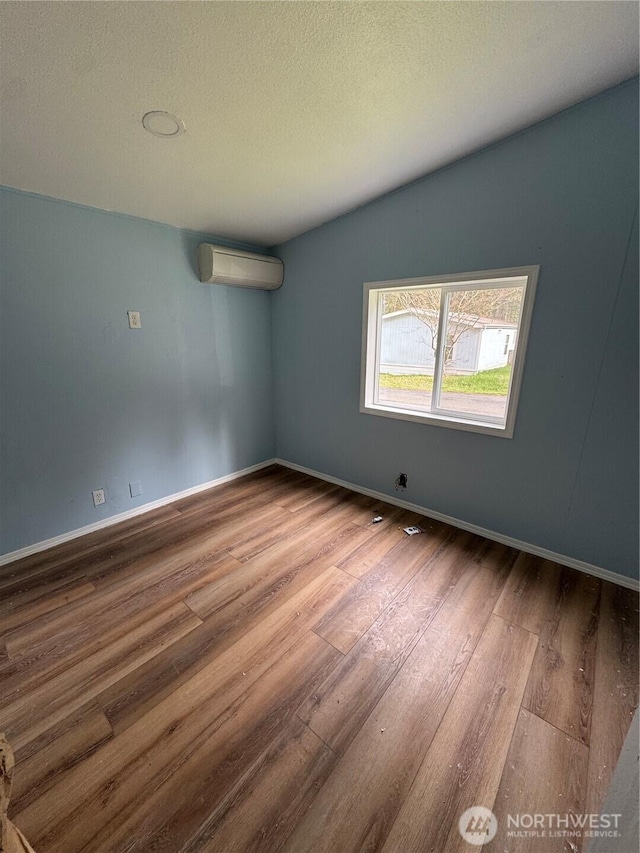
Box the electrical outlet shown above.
[127,310,142,329]
[395,473,408,490]
[92,489,106,507]
[129,481,142,498]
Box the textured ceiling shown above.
[1,1,638,247]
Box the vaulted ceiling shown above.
[1,1,638,246]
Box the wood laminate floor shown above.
[1,465,638,852]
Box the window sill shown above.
[360,401,514,438]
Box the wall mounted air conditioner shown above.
[197,244,284,290]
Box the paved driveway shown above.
[378,387,507,418]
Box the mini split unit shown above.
[197,244,284,290]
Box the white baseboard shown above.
[0,459,277,567]
[3,455,637,592]
[276,458,639,592]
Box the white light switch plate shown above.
[128,311,142,329]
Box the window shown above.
[360,266,539,437]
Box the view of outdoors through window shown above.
[377,285,525,423]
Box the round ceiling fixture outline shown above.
[141,110,185,138]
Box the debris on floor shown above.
[403,525,424,536]
[1,734,36,853]
[371,516,383,524]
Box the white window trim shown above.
[360,265,540,439]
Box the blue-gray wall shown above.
[0,189,275,554]
[2,81,638,579]
[272,79,639,580]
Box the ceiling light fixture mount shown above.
[141,110,185,138]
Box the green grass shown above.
[379,365,511,395]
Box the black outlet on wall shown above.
[395,473,408,490]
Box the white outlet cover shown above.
[92,489,106,507]
[128,310,142,329]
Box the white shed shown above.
[380,310,517,375]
